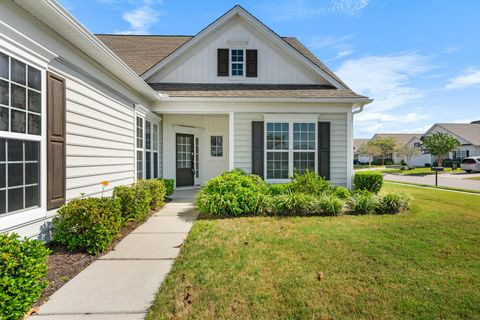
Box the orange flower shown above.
[101,180,109,187]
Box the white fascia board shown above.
[15,0,161,103]
[158,96,373,104]
[141,6,344,88]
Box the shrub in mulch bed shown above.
[196,170,411,218]
[0,233,50,320]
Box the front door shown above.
[176,133,195,187]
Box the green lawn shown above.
[383,167,464,176]
[146,183,480,320]
[468,176,480,181]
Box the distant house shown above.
[353,139,371,163]
[425,122,480,159]
[370,133,432,166]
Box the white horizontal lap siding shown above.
[158,118,164,177]
[319,113,347,186]
[65,79,135,200]
[234,113,263,173]
[151,17,324,84]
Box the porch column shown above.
[229,111,235,170]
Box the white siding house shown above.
[1,1,371,239]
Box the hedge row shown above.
[196,170,410,217]
[53,179,168,255]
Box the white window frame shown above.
[209,135,224,159]
[263,115,318,183]
[0,47,47,226]
[229,48,245,78]
[135,110,160,181]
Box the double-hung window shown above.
[145,121,152,179]
[0,52,42,215]
[265,121,317,182]
[231,49,244,76]
[136,116,143,180]
[153,124,159,178]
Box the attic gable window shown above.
[231,49,244,76]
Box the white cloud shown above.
[355,112,426,123]
[445,67,480,90]
[337,53,430,112]
[309,35,354,61]
[272,0,369,21]
[117,1,163,34]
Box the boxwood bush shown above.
[113,182,153,223]
[158,178,175,196]
[0,234,50,320]
[137,179,166,210]
[353,171,384,194]
[52,197,122,255]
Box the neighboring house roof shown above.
[427,123,480,145]
[96,34,349,89]
[371,133,421,146]
[353,139,370,152]
[148,83,366,99]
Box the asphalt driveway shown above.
[384,172,480,191]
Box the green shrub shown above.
[266,183,292,195]
[289,170,330,195]
[158,178,175,196]
[113,182,152,223]
[52,197,122,255]
[0,234,50,320]
[348,190,378,215]
[138,179,166,210]
[329,186,351,199]
[353,171,384,194]
[376,192,411,214]
[314,195,345,216]
[196,170,268,216]
[272,193,314,215]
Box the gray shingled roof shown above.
[371,133,421,146]
[435,123,480,145]
[353,139,370,151]
[148,83,366,98]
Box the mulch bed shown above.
[34,220,140,307]
[34,196,172,308]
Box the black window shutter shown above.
[251,121,264,177]
[318,122,330,180]
[47,72,66,209]
[217,49,229,76]
[246,49,258,77]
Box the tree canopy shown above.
[421,132,461,166]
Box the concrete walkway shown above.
[384,173,480,191]
[32,189,199,320]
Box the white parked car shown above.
[460,157,480,173]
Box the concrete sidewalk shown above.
[384,173,480,191]
[32,189,199,320]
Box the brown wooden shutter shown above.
[217,49,229,77]
[47,72,66,210]
[318,122,330,180]
[251,121,264,178]
[246,49,257,77]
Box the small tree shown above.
[358,141,381,167]
[421,132,460,166]
[396,144,421,166]
[372,137,396,165]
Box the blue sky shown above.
[59,0,480,138]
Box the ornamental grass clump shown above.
[376,192,411,214]
[271,193,315,215]
[314,195,345,216]
[348,190,378,215]
[196,169,268,217]
[0,234,50,320]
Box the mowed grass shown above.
[146,183,480,320]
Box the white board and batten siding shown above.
[148,17,327,85]
[234,113,348,187]
[64,76,136,201]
